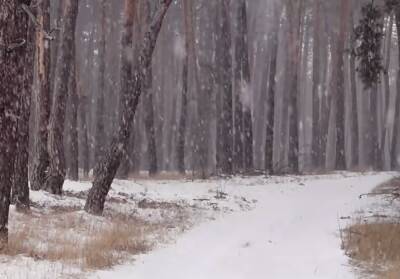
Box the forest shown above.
[1,0,400,278]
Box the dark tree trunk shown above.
[287,1,302,174]
[31,0,51,191]
[216,0,233,175]
[0,0,30,250]
[44,0,79,194]
[349,10,359,168]
[84,0,172,215]
[12,10,36,211]
[237,0,253,172]
[265,2,280,174]
[94,0,107,162]
[177,0,190,175]
[142,0,158,177]
[334,0,350,170]
[177,46,188,174]
[233,1,245,172]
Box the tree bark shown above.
[311,0,322,168]
[84,0,172,215]
[177,0,191,175]
[0,0,30,251]
[334,0,350,170]
[78,82,90,179]
[44,0,79,194]
[142,0,158,177]
[31,0,51,191]
[265,3,280,174]
[349,9,359,168]
[287,1,303,173]
[66,56,79,180]
[391,8,400,169]
[94,0,107,162]
[216,0,233,175]
[12,8,36,211]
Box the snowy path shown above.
[92,173,393,279]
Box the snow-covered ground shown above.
[0,172,395,278]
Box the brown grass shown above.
[342,221,400,278]
[5,210,159,270]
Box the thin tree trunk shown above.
[234,0,253,172]
[31,0,51,191]
[177,2,189,174]
[142,0,158,176]
[392,8,400,168]
[94,0,107,162]
[311,0,322,168]
[84,0,172,215]
[380,15,393,169]
[78,80,90,179]
[265,2,280,174]
[216,0,233,175]
[287,1,302,174]
[44,0,79,194]
[349,9,359,168]
[67,57,79,180]
[334,0,350,170]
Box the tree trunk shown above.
[66,57,79,180]
[12,10,36,211]
[287,1,302,174]
[0,0,30,251]
[31,0,51,191]
[84,0,172,215]
[311,0,322,168]
[265,3,280,174]
[177,0,191,175]
[391,8,400,169]
[78,86,90,179]
[94,0,107,162]
[334,0,350,170]
[380,15,393,170]
[216,0,233,175]
[44,0,79,194]
[234,0,253,172]
[142,0,158,177]
[349,9,359,168]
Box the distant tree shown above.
[94,0,107,163]
[177,0,191,175]
[234,0,253,173]
[265,2,281,174]
[66,53,79,181]
[334,0,351,170]
[44,0,79,194]
[216,0,234,175]
[142,0,158,176]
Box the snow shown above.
[0,172,395,279]
[91,173,394,279]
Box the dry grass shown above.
[342,221,400,278]
[5,210,161,270]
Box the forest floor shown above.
[0,172,396,278]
